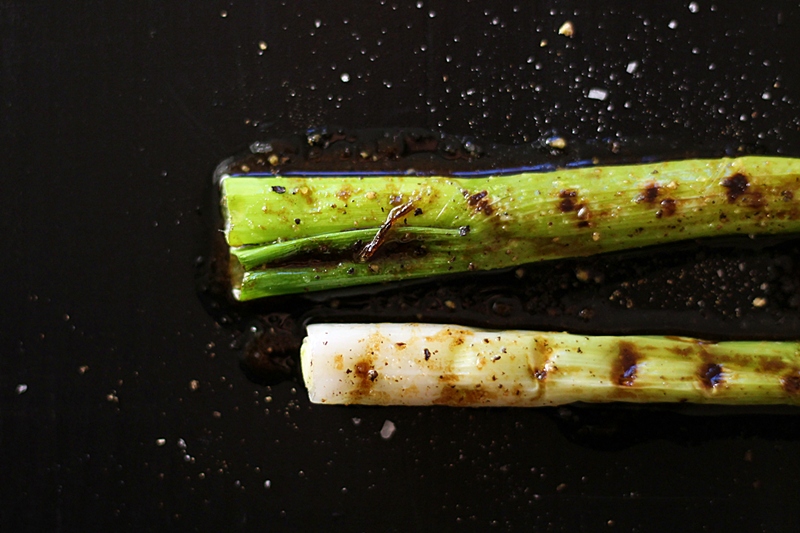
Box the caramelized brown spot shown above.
[439,372,460,384]
[721,173,749,203]
[425,328,472,347]
[757,357,788,373]
[781,370,800,395]
[350,356,380,397]
[782,190,794,201]
[741,191,766,209]
[354,361,371,378]
[610,387,639,400]
[656,198,677,218]
[698,363,724,389]
[533,336,554,358]
[614,341,640,387]
[669,345,694,357]
[433,385,493,405]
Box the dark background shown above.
[3,1,800,531]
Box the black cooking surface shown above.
[3,2,800,531]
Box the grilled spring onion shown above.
[300,323,800,407]
[220,156,800,300]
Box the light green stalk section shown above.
[301,323,800,407]
[220,157,800,300]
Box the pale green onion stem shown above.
[301,323,800,407]
[221,156,800,300]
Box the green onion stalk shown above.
[220,156,800,301]
[301,323,800,407]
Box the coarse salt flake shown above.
[380,419,397,439]
[588,88,608,101]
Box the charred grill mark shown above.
[698,362,724,389]
[468,190,487,206]
[719,173,768,209]
[558,189,577,212]
[721,173,750,203]
[614,341,640,387]
[466,190,494,215]
[781,370,800,395]
[636,183,660,204]
[558,189,592,227]
[656,198,677,218]
[358,201,416,261]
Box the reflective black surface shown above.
[3,2,800,531]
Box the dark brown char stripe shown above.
[698,362,725,389]
[781,370,800,395]
[614,341,640,387]
[721,173,749,202]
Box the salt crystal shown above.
[588,88,608,101]
[380,419,396,439]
